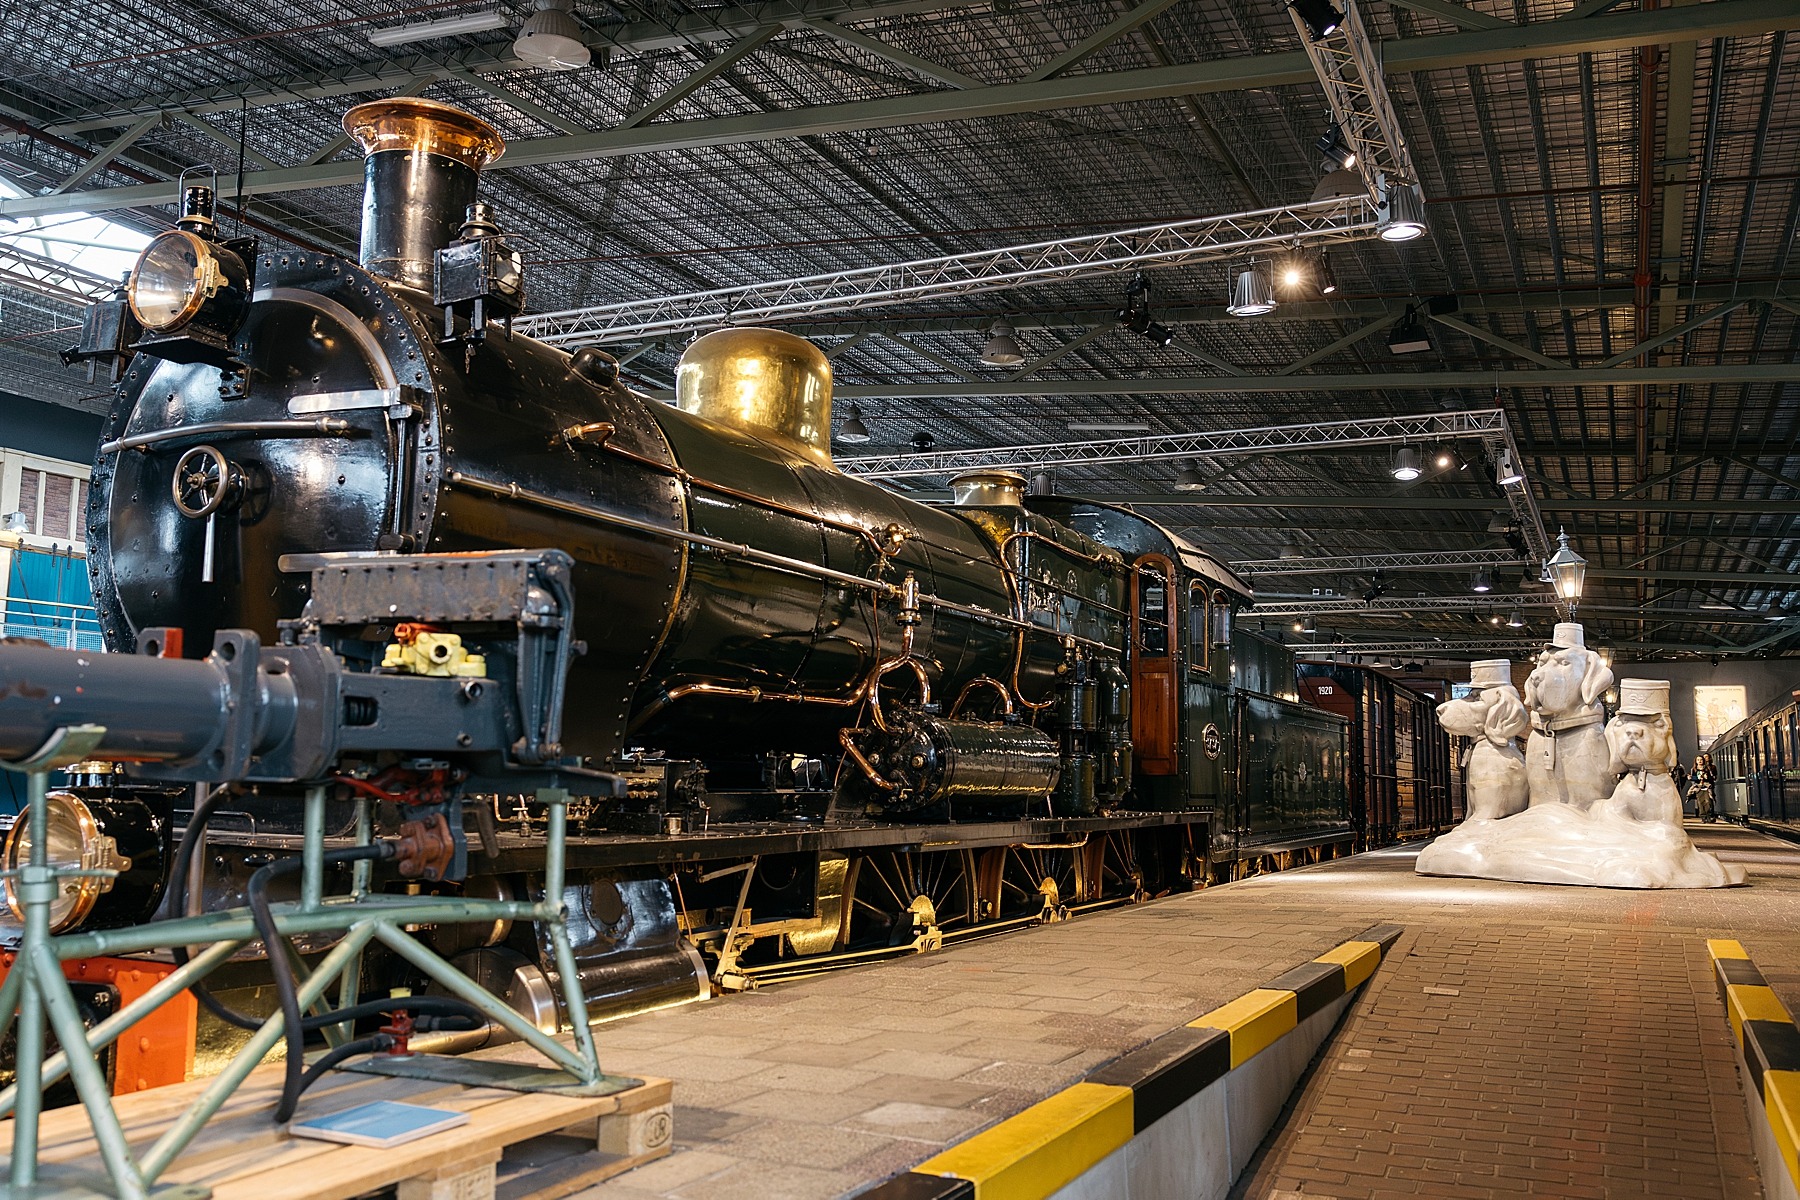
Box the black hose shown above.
[167,785,265,1031]
[298,994,483,1033]
[250,843,397,1123]
[297,1033,393,1099]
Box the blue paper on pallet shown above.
[288,1099,471,1148]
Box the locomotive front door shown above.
[1130,554,1178,775]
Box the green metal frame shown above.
[0,729,614,1200]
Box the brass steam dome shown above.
[675,328,835,470]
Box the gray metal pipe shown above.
[0,643,229,764]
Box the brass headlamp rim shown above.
[127,228,214,333]
[342,97,506,169]
[3,790,108,933]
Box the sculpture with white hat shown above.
[1521,621,1614,809]
[1417,671,1746,888]
[1429,659,1529,822]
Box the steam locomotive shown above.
[2,99,1357,1082]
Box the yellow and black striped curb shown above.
[863,923,1404,1200]
[1709,939,1800,1195]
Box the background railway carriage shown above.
[1711,689,1800,828]
[1296,662,1457,848]
[1030,497,1355,878]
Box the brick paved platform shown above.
[545,823,1795,1199]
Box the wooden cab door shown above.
[1130,553,1179,775]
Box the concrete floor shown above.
[551,823,1797,1200]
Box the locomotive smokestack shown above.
[342,98,505,289]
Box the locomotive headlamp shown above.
[2,791,126,934]
[126,176,254,365]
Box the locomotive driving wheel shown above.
[841,849,978,951]
[979,845,1080,924]
[1079,831,1148,906]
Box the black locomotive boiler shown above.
[5,98,1359,1084]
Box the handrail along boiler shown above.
[4,99,1362,1111]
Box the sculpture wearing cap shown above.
[1521,621,1614,809]
[1432,659,1529,822]
[1417,671,1746,888]
[1601,680,1681,824]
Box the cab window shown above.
[1139,573,1169,656]
[1187,581,1210,671]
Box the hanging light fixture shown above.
[1317,252,1338,296]
[370,11,510,47]
[1226,263,1277,317]
[836,403,871,443]
[1391,446,1422,481]
[1544,527,1588,611]
[1470,568,1493,594]
[1279,540,1305,560]
[515,0,592,70]
[1495,448,1525,487]
[1506,609,1525,628]
[1288,0,1345,39]
[980,318,1025,366]
[1173,459,1207,492]
[1387,306,1432,354]
[1315,122,1356,171]
[1377,177,1428,242]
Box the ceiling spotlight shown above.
[1404,660,1423,673]
[1361,571,1386,603]
[1118,273,1178,345]
[1391,446,1422,482]
[1315,122,1356,171]
[1434,446,1454,470]
[1226,263,1277,317]
[1378,177,1428,242]
[1317,252,1338,296]
[1389,656,1403,669]
[1470,568,1493,594]
[515,0,591,70]
[981,317,1025,366]
[1488,612,1502,626]
[1387,307,1432,355]
[1293,616,1317,633]
[369,11,509,47]
[1289,0,1345,39]
[1495,448,1525,487]
[1173,459,1207,492]
[1279,540,1305,560]
[837,403,871,443]
[909,430,936,454]
[1506,608,1525,628]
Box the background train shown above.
[1710,689,1800,829]
[0,97,1451,1091]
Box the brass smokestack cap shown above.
[343,98,505,169]
[676,328,834,470]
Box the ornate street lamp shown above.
[1544,527,1588,617]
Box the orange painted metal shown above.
[0,952,196,1093]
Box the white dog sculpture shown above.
[1434,659,1530,821]
[1601,680,1685,825]
[1522,622,1614,809]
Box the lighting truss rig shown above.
[1230,547,1528,576]
[1291,0,1420,202]
[838,408,1551,567]
[1250,593,1556,617]
[514,196,1380,346]
[0,239,117,307]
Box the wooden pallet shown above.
[0,1053,673,1200]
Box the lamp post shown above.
[1544,527,1587,618]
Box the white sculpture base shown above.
[1415,803,1746,889]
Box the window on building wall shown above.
[1694,685,1747,751]
[8,467,87,543]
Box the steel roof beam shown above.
[9,0,1797,221]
